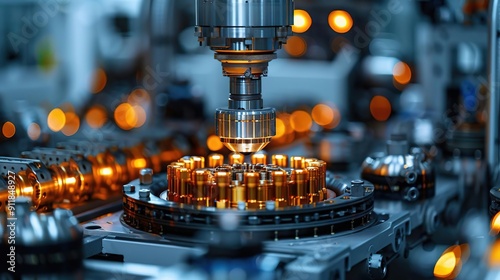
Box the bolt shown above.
[140,168,153,185]
[139,189,150,199]
[265,200,275,210]
[350,180,365,197]
[123,184,135,193]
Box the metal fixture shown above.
[195,0,293,153]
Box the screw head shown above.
[140,168,153,185]
[123,184,135,193]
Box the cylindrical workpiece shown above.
[245,172,259,201]
[290,156,305,169]
[229,152,245,165]
[215,171,230,208]
[190,156,205,169]
[251,153,267,165]
[272,154,288,167]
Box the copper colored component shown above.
[192,169,211,206]
[231,181,246,208]
[208,154,224,168]
[271,170,288,207]
[178,168,191,203]
[291,169,309,206]
[251,153,267,165]
[272,154,288,167]
[290,156,305,169]
[215,171,230,208]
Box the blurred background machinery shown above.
[1,0,500,279]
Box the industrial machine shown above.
[0,0,499,279]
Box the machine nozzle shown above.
[195,0,293,153]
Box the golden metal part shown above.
[215,171,230,208]
[290,156,305,169]
[251,153,267,165]
[291,169,309,206]
[229,152,245,164]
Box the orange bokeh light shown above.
[290,110,312,132]
[91,68,107,94]
[393,62,412,85]
[62,112,80,136]
[370,96,392,121]
[86,106,108,129]
[207,135,224,151]
[293,10,312,33]
[2,122,15,138]
[284,36,307,57]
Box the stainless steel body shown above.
[195,0,293,153]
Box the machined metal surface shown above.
[195,0,293,153]
[216,108,276,153]
[361,136,435,201]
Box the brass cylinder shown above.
[190,156,205,169]
[290,156,305,169]
[215,171,230,208]
[231,181,246,208]
[251,153,267,164]
[208,153,224,168]
[291,169,308,205]
[229,152,245,165]
[272,154,288,167]
[245,172,259,201]
[272,170,288,207]
[178,168,191,203]
[192,169,211,206]
[306,166,320,203]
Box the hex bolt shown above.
[139,189,150,199]
[140,168,153,185]
[123,184,135,193]
[350,179,365,197]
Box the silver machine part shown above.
[489,0,500,184]
[195,0,293,153]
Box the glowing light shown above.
[393,62,412,85]
[434,244,468,279]
[434,251,458,279]
[274,118,286,138]
[133,105,147,128]
[2,122,16,138]
[91,68,107,94]
[290,110,312,133]
[27,123,41,141]
[85,106,108,129]
[293,10,312,33]
[492,212,500,235]
[132,158,147,169]
[312,104,334,126]
[370,96,392,121]
[62,112,80,136]
[65,177,77,185]
[99,167,113,176]
[47,108,66,132]
[207,135,224,151]
[328,10,353,33]
[114,103,135,130]
[284,36,307,57]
